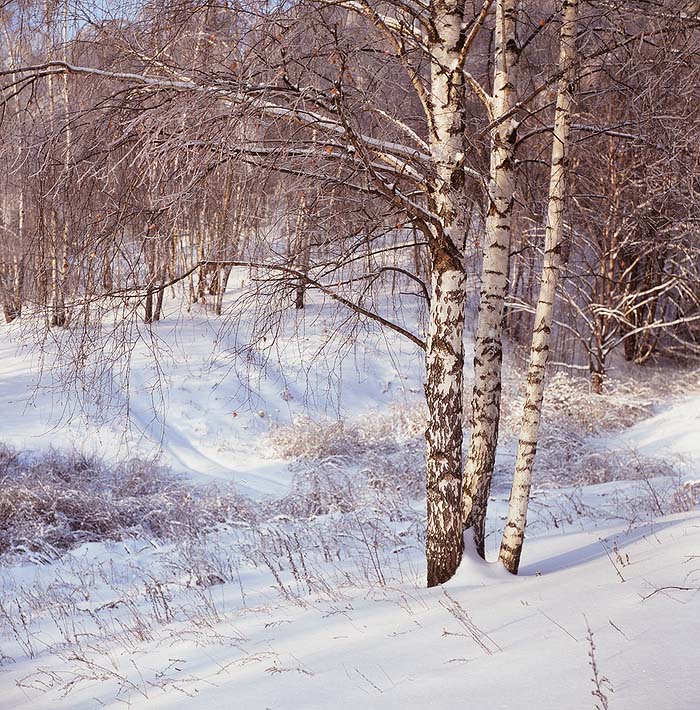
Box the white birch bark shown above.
[1,27,25,322]
[424,0,469,586]
[293,194,309,309]
[45,11,60,325]
[47,0,71,327]
[499,0,579,574]
[462,0,518,557]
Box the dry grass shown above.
[268,403,426,460]
[267,404,427,521]
[0,368,696,706]
[1,368,696,567]
[498,371,657,439]
[0,445,256,562]
[493,370,699,490]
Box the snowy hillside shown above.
[4,0,700,706]
[1,302,699,709]
[615,395,700,465]
[0,293,425,496]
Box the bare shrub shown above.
[672,479,700,512]
[489,370,691,492]
[273,455,424,520]
[606,467,699,524]
[499,371,655,440]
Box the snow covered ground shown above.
[1,510,698,709]
[1,298,699,709]
[616,395,700,465]
[0,294,425,497]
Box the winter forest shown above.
[1,0,699,707]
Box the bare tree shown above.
[461,0,518,558]
[499,0,579,575]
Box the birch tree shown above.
[5,0,696,585]
[552,2,700,387]
[461,0,518,557]
[499,0,579,575]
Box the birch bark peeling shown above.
[462,0,518,557]
[499,0,579,575]
[424,0,469,586]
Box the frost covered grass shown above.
[2,367,695,569]
[0,444,427,704]
[269,404,427,519]
[499,370,656,438]
[0,446,256,563]
[0,442,422,576]
[1,500,698,708]
[269,370,696,513]
[268,402,426,460]
[0,469,698,705]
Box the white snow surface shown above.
[0,295,425,497]
[1,514,698,709]
[1,296,699,709]
[614,394,700,463]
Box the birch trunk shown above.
[499,0,579,574]
[293,195,309,310]
[45,32,66,328]
[462,0,518,557]
[2,31,25,322]
[213,170,237,315]
[424,0,469,586]
[425,261,466,586]
[48,2,71,327]
[59,0,71,317]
